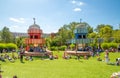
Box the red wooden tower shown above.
[25,18,45,51]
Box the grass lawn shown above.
[0,51,120,78]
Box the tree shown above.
[95,24,113,33]
[1,26,14,43]
[51,22,93,46]
[99,25,113,42]
[15,37,25,48]
[112,30,120,43]
[88,32,97,38]
[57,22,79,45]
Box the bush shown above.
[6,43,18,51]
[108,43,117,49]
[58,45,67,51]
[70,44,75,50]
[0,43,17,52]
[101,43,109,50]
[101,43,117,51]
[50,45,67,51]
[90,43,98,48]
[50,46,58,51]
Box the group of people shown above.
[1,47,120,65]
[29,46,46,52]
[0,53,16,63]
[96,49,120,66]
[104,49,120,66]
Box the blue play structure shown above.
[74,23,88,40]
[67,22,92,51]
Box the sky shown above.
[0,0,120,33]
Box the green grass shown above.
[0,51,120,78]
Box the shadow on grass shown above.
[20,61,25,64]
[78,60,83,63]
[107,62,115,66]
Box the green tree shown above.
[16,37,25,48]
[99,25,113,42]
[58,22,78,45]
[88,32,97,38]
[45,37,51,49]
[1,26,14,43]
[95,24,113,33]
[52,22,93,46]
[112,30,120,43]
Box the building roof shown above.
[29,24,40,29]
[29,18,40,30]
[74,23,88,34]
[75,23,87,29]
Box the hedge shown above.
[50,45,67,51]
[0,43,17,52]
[101,43,117,50]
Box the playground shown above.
[0,19,120,78]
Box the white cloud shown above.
[71,0,76,4]
[71,0,85,6]
[9,17,25,23]
[20,18,25,20]
[73,8,82,12]
[78,2,85,6]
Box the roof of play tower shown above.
[75,19,87,29]
[76,23,87,29]
[29,18,40,29]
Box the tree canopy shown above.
[0,26,14,43]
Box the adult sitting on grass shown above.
[8,56,15,63]
[64,55,71,60]
[12,52,17,60]
[97,55,102,61]
[0,55,6,62]
[110,71,120,78]
[4,54,9,59]
[49,54,53,60]
[54,55,58,59]
[116,58,120,66]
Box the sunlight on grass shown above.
[0,51,120,78]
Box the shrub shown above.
[50,45,67,51]
[101,43,109,50]
[70,44,75,50]
[101,43,117,51]
[90,43,98,48]
[50,46,58,51]
[6,43,18,51]
[58,45,67,51]
[108,43,117,49]
[0,43,17,52]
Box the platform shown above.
[64,51,91,57]
[21,50,52,56]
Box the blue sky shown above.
[0,0,120,33]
